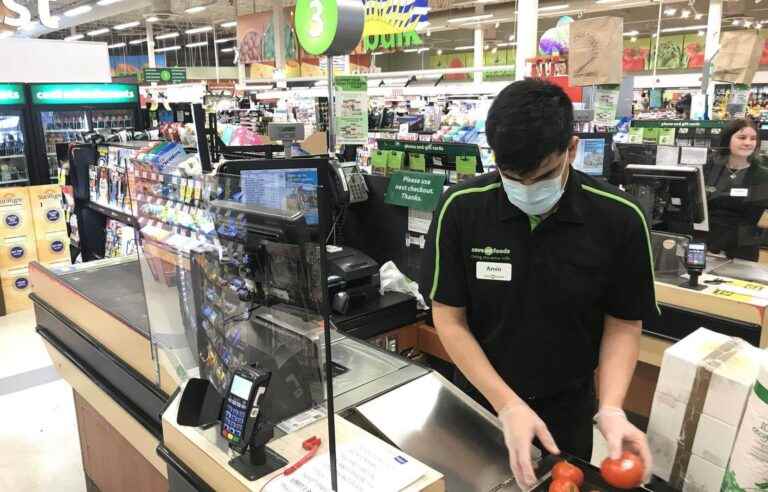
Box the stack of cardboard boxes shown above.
[647,328,768,492]
[0,186,69,313]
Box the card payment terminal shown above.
[221,366,271,452]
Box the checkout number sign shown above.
[294,0,365,56]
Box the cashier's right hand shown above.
[499,399,560,489]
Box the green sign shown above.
[31,83,139,105]
[295,0,363,56]
[371,150,388,175]
[456,155,477,176]
[143,68,187,84]
[631,120,727,129]
[377,139,481,162]
[385,171,446,212]
[388,150,405,169]
[0,84,24,105]
[409,153,426,172]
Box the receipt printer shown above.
[327,246,380,315]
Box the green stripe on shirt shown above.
[581,184,660,315]
[430,182,501,300]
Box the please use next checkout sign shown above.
[384,171,446,212]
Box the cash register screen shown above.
[573,138,606,176]
[240,168,319,225]
[230,374,253,400]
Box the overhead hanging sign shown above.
[294,0,365,56]
[143,68,187,84]
[31,83,139,105]
[1,0,59,30]
[362,0,428,53]
[0,84,24,105]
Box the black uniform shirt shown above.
[421,169,658,399]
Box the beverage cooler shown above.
[28,83,141,184]
[0,84,35,187]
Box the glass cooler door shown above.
[0,111,30,186]
[91,109,134,131]
[40,110,90,181]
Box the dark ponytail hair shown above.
[719,118,761,163]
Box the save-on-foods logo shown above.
[14,277,28,290]
[471,247,511,256]
[4,213,20,228]
[51,240,64,253]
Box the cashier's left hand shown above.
[596,406,653,483]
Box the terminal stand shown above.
[229,424,288,481]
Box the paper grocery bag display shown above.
[569,16,624,87]
[712,31,763,84]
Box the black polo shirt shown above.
[421,169,658,399]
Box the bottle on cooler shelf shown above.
[723,361,768,491]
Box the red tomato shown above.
[549,479,580,492]
[552,461,584,487]
[600,452,645,489]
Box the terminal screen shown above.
[240,168,319,225]
[573,139,605,176]
[230,374,253,400]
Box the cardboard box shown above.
[647,328,768,491]
[2,266,31,313]
[28,185,66,236]
[36,230,69,264]
[0,235,38,271]
[0,187,34,239]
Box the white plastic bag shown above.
[379,261,428,310]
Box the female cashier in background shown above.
[704,119,768,261]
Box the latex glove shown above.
[595,407,653,482]
[499,400,560,488]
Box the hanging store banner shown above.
[334,76,368,145]
[361,0,428,53]
[294,0,365,56]
[143,68,187,84]
[237,11,277,66]
[569,16,623,86]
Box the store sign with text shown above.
[1,0,59,30]
[362,0,428,53]
[31,84,139,105]
[294,0,364,56]
[0,84,24,105]
[143,68,187,84]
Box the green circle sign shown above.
[160,70,172,82]
[295,0,339,56]
[294,0,364,56]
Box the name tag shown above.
[731,188,749,197]
[476,261,512,281]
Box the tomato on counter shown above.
[600,452,645,489]
[552,461,584,487]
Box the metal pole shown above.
[326,56,336,157]
[213,26,220,82]
[652,0,663,78]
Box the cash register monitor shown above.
[624,165,708,234]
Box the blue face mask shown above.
[500,152,569,216]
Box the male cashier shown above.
[421,80,655,487]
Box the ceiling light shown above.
[114,21,140,30]
[186,41,208,48]
[491,46,498,53]
[220,21,237,28]
[146,16,160,23]
[695,13,704,20]
[461,18,508,26]
[64,5,93,17]
[745,20,754,27]
[623,30,639,36]
[221,47,235,52]
[660,24,707,33]
[732,19,741,26]
[539,4,569,12]
[497,41,516,47]
[595,0,627,3]
[156,32,179,40]
[185,26,213,34]
[403,48,418,53]
[185,6,207,14]
[215,37,235,44]
[426,30,431,36]
[508,34,515,41]
[681,9,691,18]
[437,49,443,55]
[96,0,123,5]
[697,30,705,36]
[0,31,13,39]
[87,28,110,36]
[65,33,85,41]
[455,45,474,50]
[631,36,638,42]
[129,39,146,45]
[155,45,181,52]
[447,14,493,24]
[663,8,677,16]
[108,42,126,48]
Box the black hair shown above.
[486,79,574,174]
[719,118,761,163]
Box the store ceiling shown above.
[11,0,768,49]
